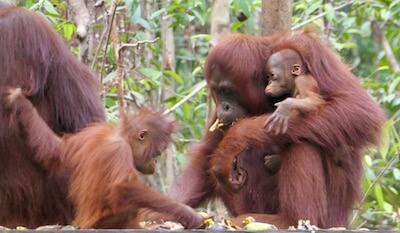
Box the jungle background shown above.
[10,0,400,229]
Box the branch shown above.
[91,4,109,70]
[163,81,207,115]
[113,31,125,118]
[99,0,118,83]
[350,153,399,225]
[114,38,159,118]
[371,20,400,73]
[292,0,358,30]
[117,38,159,54]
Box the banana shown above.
[209,119,224,131]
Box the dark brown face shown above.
[212,152,248,193]
[134,131,172,174]
[208,67,248,129]
[128,112,174,174]
[229,155,248,192]
[136,140,170,174]
[265,53,295,97]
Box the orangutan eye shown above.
[267,73,276,81]
[220,87,232,95]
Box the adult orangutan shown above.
[0,4,104,228]
[169,30,385,228]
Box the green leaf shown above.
[388,77,400,93]
[388,186,399,195]
[232,0,250,16]
[374,185,385,210]
[360,21,371,37]
[324,3,335,23]
[305,1,322,16]
[364,155,372,166]
[43,0,59,15]
[51,0,66,11]
[383,202,393,213]
[103,71,117,84]
[30,0,45,11]
[164,70,184,85]
[390,0,400,8]
[231,21,245,31]
[129,90,145,105]
[140,68,162,80]
[191,9,205,26]
[22,0,34,8]
[136,18,151,30]
[191,34,211,41]
[63,23,75,40]
[150,9,166,20]
[393,168,400,181]
[126,0,140,21]
[182,103,191,118]
[139,79,157,90]
[379,120,392,159]
[192,66,203,77]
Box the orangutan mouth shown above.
[209,118,237,132]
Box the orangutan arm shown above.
[4,88,62,171]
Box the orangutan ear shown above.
[291,64,302,76]
[138,129,148,141]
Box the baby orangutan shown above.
[263,49,325,173]
[3,88,203,229]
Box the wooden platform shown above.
[0,230,399,233]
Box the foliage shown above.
[16,0,400,229]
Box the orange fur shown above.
[170,31,385,228]
[4,90,202,229]
[0,5,104,227]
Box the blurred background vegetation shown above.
[14,0,400,229]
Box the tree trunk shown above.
[160,0,177,189]
[161,6,175,71]
[210,0,230,45]
[261,0,292,36]
[68,0,93,63]
[372,20,400,73]
[208,0,230,216]
[141,0,154,68]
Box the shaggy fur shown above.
[171,31,385,228]
[0,5,104,227]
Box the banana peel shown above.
[155,221,184,230]
[203,213,239,230]
[140,221,184,230]
[36,225,63,230]
[209,119,224,131]
[244,222,277,231]
[242,216,277,231]
[198,211,211,219]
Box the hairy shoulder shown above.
[62,123,133,169]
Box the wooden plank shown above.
[0,230,399,233]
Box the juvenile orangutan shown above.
[3,88,203,229]
[263,49,325,173]
[264,48,325,134]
